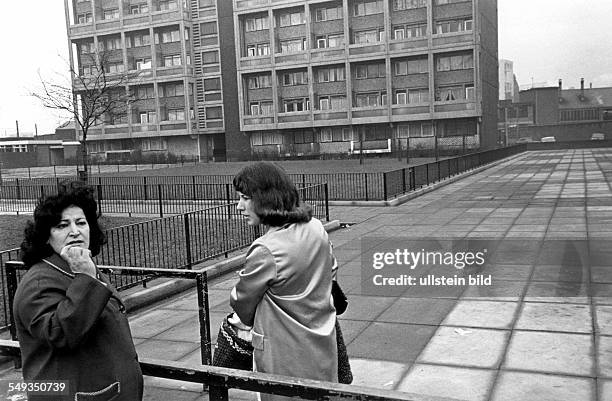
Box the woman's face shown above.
[236,191,261,226]
[48,205,91,254]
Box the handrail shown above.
[0,339,452,401]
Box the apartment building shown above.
[235,0,498,157]
[499,59,518,102]
[64,0,248,162]
[64,0,497,161]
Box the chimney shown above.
[558,79,562,91]
[590,82,593,89]
[580,78,585,99]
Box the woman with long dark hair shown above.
[229,162,338,400]
[14,182,143,401]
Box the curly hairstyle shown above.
[20,181,106,268]
[233,162,312,227]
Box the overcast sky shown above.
[1,0,611,137]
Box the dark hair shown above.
[20,181,106,268]
[233,162,312,226]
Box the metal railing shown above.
[0,249,20,331]
[1,261,422,401]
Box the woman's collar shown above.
[42,253,75,278]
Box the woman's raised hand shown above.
[60,245,97,278]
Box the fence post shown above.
[383,172,388,201]
[143,176,148,201]
[410,167,416,191]
[425,164,429,185]
[225,183,232,216]
[157,184,163,218]
[437,160,441,182]
[97,184,103,217]
[184,214,192,269]
[53,164,57,178]
[192,176,197,202]
[402,168,406,194]
[302,174,306,188]
[196,272,213,368]
[6,262,18,342]
[28,167,31,180]
[324,183,329,222]
[15,179,20,200]
[40,185,44,198]
[364,173,369,202]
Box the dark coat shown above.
[13,253,143,401]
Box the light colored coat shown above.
[230,218,337,400]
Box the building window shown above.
[435,0,470,4]
[246,43,270,57]
[204,78,221,91]
[129,3,148,14]
[105,62,125,73]
[314,5,343,21]
[81,65,98,76]
[316,66,345,82]
[202,50,219,64]
[79,42,96,54]
[157,29,181,44]
[110,113,128,125]
[393,58,428,75]
[141,137,167,150]
[318,95,347,110]
[355,92,386,107]
[560,108,600,122]
[393,0,426,10]
[434,18,473,34]
[159,0,178,11]
[354,62,386,79]
[249,101,273,115]
[392,23,427,39]
[99,37,122,51]
[166,109,186,121]
[282,98,310,113]
[245,15,269,31]
[163,55,182,67]
[436,53,473,71]
[279,38,307,53]
[136,86,155,99]
[103,8,120,20]
[320,128,333,142]
[139,111,157,124]
[206,106,223,119]
[409,88,430,103]
[397,122,433,138]
[315,33,345,49]
[281,71,308,86]
[435,85,472,101]
[437,119,476,137]
[200,21,218,35]
[395,90,407,105]
[278,10,305,27]
[161,82,185,97]
[135,58,152,70]
[353,0,383,16]
[353,29,384,44]
[127,32,150,47]
[247,74,272,89]
[465,85,475,101]
[77,13,93,24]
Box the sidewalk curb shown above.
[329,153,525,207]
[124,219,341,312]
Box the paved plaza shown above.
[2,148,612,400]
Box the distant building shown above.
[0,136,80,168]
[498,78,612,143]
[499,59,518,102]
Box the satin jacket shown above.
[231,218,338,401]
[13,253,143,401]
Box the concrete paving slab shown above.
[349,322,437,362]
[377,298,457,326]
[592,267,612,284]
[532,264,589,283]
[461,280,527,301]
[600,379,612,401]
[503,331,594,376]
[524,281,589,303]
[349,358,410,390]
[336,318,370,345]
[490,371,595,401]
[515,302,593,333]
[130,309,196,338]
[417,326,508,369]
[136,339,200,361]
[598,336,612,378]
[596,306,612,335]
[442,300,518,329]
[336,295,395,321]
[480,264,532,281]
[397,364,495,401]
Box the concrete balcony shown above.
[349,43,385,57]
[432,32,474,48]
[391,104,431,116]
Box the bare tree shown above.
[32,51,137,181]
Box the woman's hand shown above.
[60,246,97,278]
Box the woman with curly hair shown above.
[228,162,339,401]
[14,182,143,401]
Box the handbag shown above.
[332,280,348,315]
[212,313,254,371]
